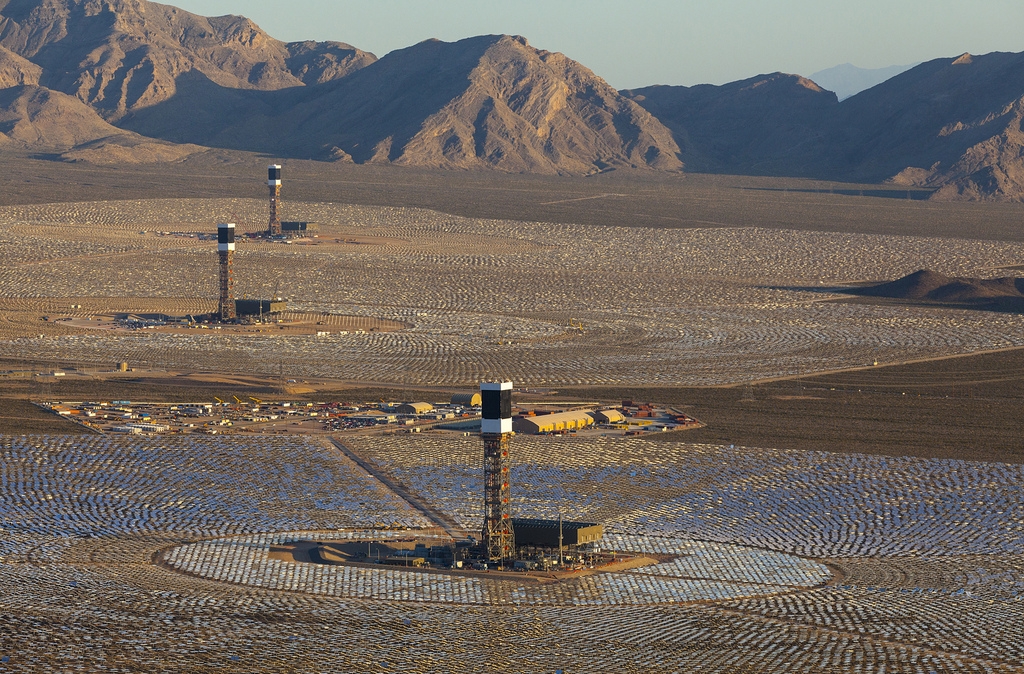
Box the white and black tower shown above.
[268,164,282,237]
[217,223,236,321]
[481,380,515,563]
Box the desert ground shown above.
[1,157,1024,671]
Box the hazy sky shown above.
[169,0,1024,89]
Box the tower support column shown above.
[482,432,515,562]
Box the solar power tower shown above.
[217,223,236,321]
[268,164,282,236]
[481,381,515,563]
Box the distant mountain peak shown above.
[952,53,974,65]
[810,62,917,101]
[271,33,683,173]
[0,0,376,119]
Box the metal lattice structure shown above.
[218,249,235,321]
[482,432,515,563]
[268,183,281,236]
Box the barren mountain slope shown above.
[623,73,837,174]
[0,28,201,159]
[0,0,375,119]
[389,36,683,173]
[847,269,1024,311]
[626,53,1024,199]
[5,0,1024,196]
[0,43,40,87]
[185,35,683,173]
[0,84,126,149]
[826,52,1024,189]
[0,82,201,160]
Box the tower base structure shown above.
[218,250,235,321]
[482,431,515,563]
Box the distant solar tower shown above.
[268,164,282,236]
[217,223,236,321]
[481,380,515,563]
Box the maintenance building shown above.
[396,402,434,415]
[591,409,626,424]
[451,392,482,407]
[512,518,604,548]
[512,410,595,434]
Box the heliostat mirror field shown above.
[0,434,1021,672]
[2,198,1024,383]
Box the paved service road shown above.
[326,436,467,539]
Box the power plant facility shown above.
[266,164,318,239]
[208,167,338,322]
[235,299,288,317]
[479,380,603,566]
[212,221,286,323]
[511,518,604,548]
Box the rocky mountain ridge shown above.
[0,0,375,117]
[1,0,1024,196]
[625,51,1024,199]
[623,73,838,175]
[133,34,682,173]
[0,0,680,174]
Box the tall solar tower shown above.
[481,380,515,563]
[268,164,282,237]
[217,223,236,321]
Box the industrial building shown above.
[512,518,604,548]
[512,410,595,434]
[396,402,434,415]
[591,409,626,424]
[235,299,287,317]
[281,221,319,236]
[450,392,481,407]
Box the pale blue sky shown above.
[169,0,1024,88]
